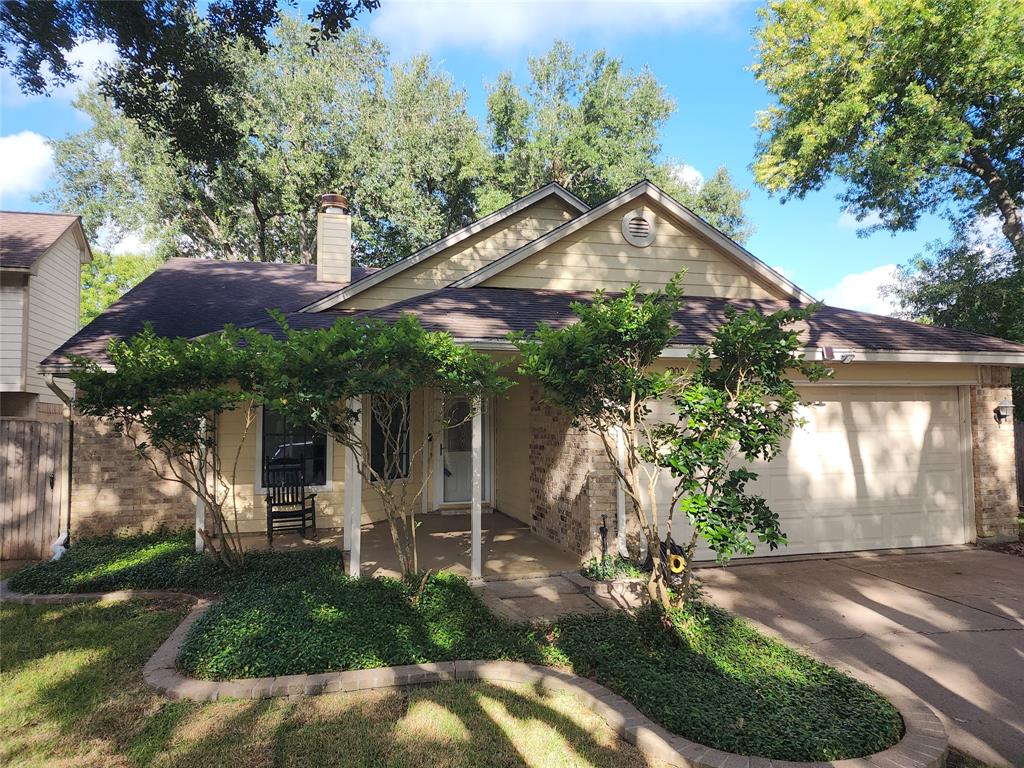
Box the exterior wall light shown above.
[993,398,1014,424]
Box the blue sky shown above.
[0,0,953,313]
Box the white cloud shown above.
[817,264,900,315]
[0,131,54,202]
[1,40,118,107]
[370,0,742,55]
[837,209,883,229]
[95,223,156,256]
[669,162,704,191]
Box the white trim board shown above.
[449,180,817,304]
[299,183,589,313]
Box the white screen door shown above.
[440,398,491,505]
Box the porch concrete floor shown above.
[244,511,581,581]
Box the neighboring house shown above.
[1,212,91,420]
[41,182,1023,575]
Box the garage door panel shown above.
[640,386,967,559]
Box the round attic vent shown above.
[621,208,656,247]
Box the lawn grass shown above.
[8,532,904,761]
[0,599,655,768]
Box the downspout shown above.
[45,375,74,560]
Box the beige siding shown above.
[25,229,82,403]
[0,277,26,390]
[482,198,788,300]
[343,198,577,309]
[493,375,532,524]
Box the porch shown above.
[241,510,580,581]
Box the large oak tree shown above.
[753,0,1024,265]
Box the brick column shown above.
[970,367,1020,543]
[528,385,617,562]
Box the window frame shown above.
[368,394,411,482]
[255,406,333,492]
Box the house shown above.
[1,212,91,419]
[41,182,1023,577]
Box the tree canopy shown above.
[483,41,752,241]
[753,0,1024,264]
[44,33,753,265]
[0,0,379,168]
[44,20,482,265]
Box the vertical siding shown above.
[482,198,787,300]
[25,229,82,403]
[344,197,577,309]
[0,279,26,389]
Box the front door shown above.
[438,397,491,507]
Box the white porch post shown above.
[470,397,483,581]
[344,397,362,578]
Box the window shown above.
[370,395,410,480]
[261,409,327,487]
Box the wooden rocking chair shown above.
[264,461,317,546]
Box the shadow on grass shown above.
[1,598,653,768]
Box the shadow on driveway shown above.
[700,549,1024,767]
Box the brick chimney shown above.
[316,193,351,283]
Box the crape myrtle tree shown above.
[246,313,511,577]
[513,277,828,607]
[69,325,264,567]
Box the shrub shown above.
[6,529,343,595]
[580,555,646,582]
[178,571,544,679]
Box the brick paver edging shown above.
[2,583,947,768]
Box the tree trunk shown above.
[961,148,1024,266]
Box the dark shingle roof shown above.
[44,268,1024,370]
[43,258,374,368]
[244,286,1024,356]
[0,211,81,269]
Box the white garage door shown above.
[642,386,970,559]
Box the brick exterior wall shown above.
[71,414,194,538]
[970,367,1020,543]
[528,385,616,562]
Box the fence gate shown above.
[1,419,64,561]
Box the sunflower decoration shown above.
[668,552,686,574]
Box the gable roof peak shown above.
[450,180,815,303]
[299,181,590,313]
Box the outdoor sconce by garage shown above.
[993,398,1014,424]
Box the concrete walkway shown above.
[700,549,1024,767]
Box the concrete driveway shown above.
[700,549,1024,766]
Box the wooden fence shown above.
[1,419,64,561]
